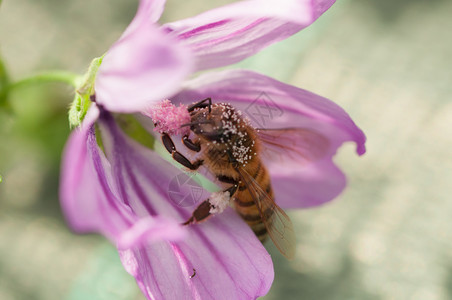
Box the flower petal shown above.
[172,69,366,208]
[122,0,167,36]
[95,111,274,299]
[117,216,185,250]
[163,0,335,71]
[60,106,185,249]
[120,209,273,300]
[137,0,167,25]
[95,1,192,113]
[269,158,347,209]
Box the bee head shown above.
[187,104,237,143]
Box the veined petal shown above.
[173,69,366,208]
[95,2,192,113]
[120,209,273,300]
[163,0,335,71]
[95,111,274,299]
[60,106,185,249]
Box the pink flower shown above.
[61,0,365,299]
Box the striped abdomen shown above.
[233,160,274,242]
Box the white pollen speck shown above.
[209,191,231,214]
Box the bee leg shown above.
[217,175,244,193]
[217,175,238,185]
[182,200,213,225]
[172,152,203,170]
[182,135,201,152]
[187,97,212,113]
[183,185,238,225]
[225,184,238,197]
[162,133,203,170]
[162,133,176,153]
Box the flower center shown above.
[145,99,191,136]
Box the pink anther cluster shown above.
[146,100,191,136]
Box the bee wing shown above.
[257,128,330,165]
[236,167,296,260]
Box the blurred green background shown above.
[1,0,451,299]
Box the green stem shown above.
[6,71,79,90]
[0,70,79,109]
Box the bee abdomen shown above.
[251,223,268,243]
[237,211,261,222]
[233,160,274,243]
[236,207,269,242]
[234,195,273,242]
[235,197,256,207]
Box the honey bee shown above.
[161,98,300,259]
